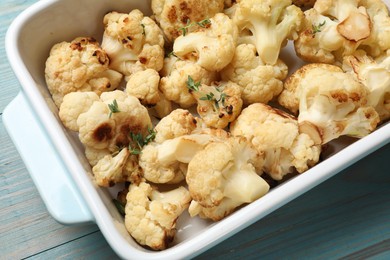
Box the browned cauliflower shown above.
[221,43,288,105]
[151,0,225,42]
[154,108,198,143]
[59,90,151,186]
[186,136,269,221]
[45,37,122,107]
[191,81,243,129]
[173,13,238,71]
[159,56,217,108]
[343,50,390,122]
[101,10,164,77]
[125,69,160,107]
[278,63,380,144]
[124,182,191,250]
[293,0,316,9]
[231,103,321,180]
[294,0,390,64]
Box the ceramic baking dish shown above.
[5,0,390,258]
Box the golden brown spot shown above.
[123,17,129,23]
[349,92,361,102]
[331,92,348,102]
[139,56,147,64]
[168,6,178,23]
[93,123,113,142]
[70,42,83,51]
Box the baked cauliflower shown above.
[231,103,321,180]
[124,182,191,250]
[59,90,151,186]
[294,0,390,64]
[278,63,380,144]
[101,10,164,77]
[173,13,238,71]
[186,136,269,221]
[151,0,225,42]
[221,43,288,105]
[125,69,160,107]
[233,0,303,65]
[191,81,243,129]
[343,50,390,122]
[45,37,122,107]
[159,56,217,108]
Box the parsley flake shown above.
[108,99,120,118]
[312,21,326,35]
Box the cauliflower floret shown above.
[76,90,152,151]
[45,37,123,107]
[221,44,288,105]
[191,81,243,129]
[125,69,160,107]
[124,182,191,250]
[294,0,390,64]
[278,63,380,144]
[233,0,303,65]
[59,91,100,131]
[101,10,164,77]
[151,0,224,42]
[343,50,390,122]
[154,109,198,143]
[186,136,269,221]
[173,13,238,71]
[140,133,223,184]
[231,103,321,180]
[159,57,217,107]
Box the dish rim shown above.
[5,0,390,259]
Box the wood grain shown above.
[0,0,389,259]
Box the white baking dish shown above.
[5,0,390,258]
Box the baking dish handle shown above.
[3,92,94,225]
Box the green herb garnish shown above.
[312,21,326,35]
[199,87,229,110]
[113,199,125,216]
[128,127,157,155]
[108,99,120,118]
[178,18,211,36]
[186,75,201,92]
[141,23,146,35]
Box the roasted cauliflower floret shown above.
[151,0,225,42]
[173,13,238,71]
[221,44,288,105]
[101,10,164,77]
[186,136,269,221]
[59,91,100,131]
[191,81,243,129]
[45,37,122,107]
[294,0,390,64]
[124,182,191,250]
[231,103,321,180]
[278,63,380,144]
[154,109,198,143]
[343,50,390,122]
[159,57,217,107]
[140,133,223,184]
[233,0,303,65]
[76,90,152,151]
[125,69,160,107]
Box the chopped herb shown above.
[186,75,201,92]
[113,199,125,216]
[178,19,192,36]
[108,99,120,118]
[312,21,326,34]
[196,18,211,28]
[167,51,179,59]
[128,127,157,155]
[178,18,211,36]
[199,87,229,111]
[141,23,146,35]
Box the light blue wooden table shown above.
[1,0,389,259]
